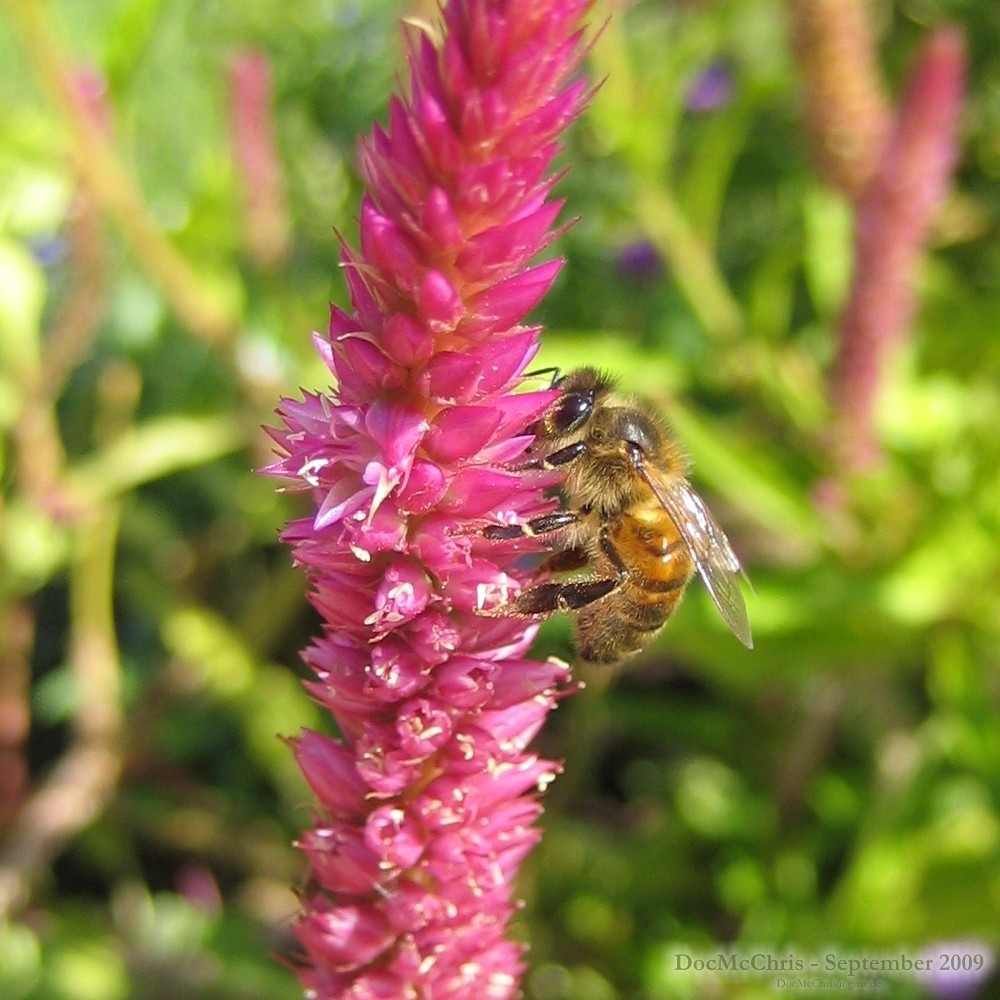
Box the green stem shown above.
[637,182,745,342]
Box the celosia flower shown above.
[266,2,591,997]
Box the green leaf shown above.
[1,498,71,594]
[0,237,44,380]
[64,414,247,503]
[801,184,853,317]
[0,922,41,1000]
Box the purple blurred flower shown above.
[29,235,67,269]
[616,239,665,281]
[265,2,591,996]
[685,59,735,113]
[918,942,996,1000]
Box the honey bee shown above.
[484,367,752,662]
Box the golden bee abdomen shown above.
[575,510,695,663]
[609,509,694,592]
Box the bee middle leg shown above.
[491,575,619,618]
[483,510,580,541]
[486,534,624,620]
[517,524,631,616]
[509,441,588,472]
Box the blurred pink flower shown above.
[266,2,591,996]
[228,50,291,271]
[831,25,966,472]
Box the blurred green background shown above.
[2,1,999,998]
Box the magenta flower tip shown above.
[266,2,591,996]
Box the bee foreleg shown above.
[539,441,588,468]
[510,440,588,472]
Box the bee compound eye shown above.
[550,390,594,435]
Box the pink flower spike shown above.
[265,2,592,996]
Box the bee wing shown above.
[635,459,753,649]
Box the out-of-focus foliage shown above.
[0,1,998,999]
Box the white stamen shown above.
[297,457,330,486]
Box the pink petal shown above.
[366,804,427,869]
[365,561,433,633]
[423,349,486,403]
[294,730,368,819]
[297,903,395,973]
[299,825,385,896]
[382,313,434,366]
[416,269,466,334]
[464,258,564,337]
[395,698,455,759]
[459,202,563,279]
[425,405,504,463]
[419,186,464,252]
[469,327,543,393]
[359,195,423,288]
[395,459,449,514]
[440,467,522,516]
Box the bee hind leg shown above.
[481,512,618,618]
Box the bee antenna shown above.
[522,366,561,388]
